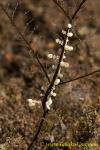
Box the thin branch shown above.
[53,0,71,22]
[53,0,87,23]
[27,110,48,150]
[59,69,100,85]
[71,0,87,22]
[11,1,19,20]
[36,52,51,84]
[0,4,50,84]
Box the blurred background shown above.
[0,0,100,149]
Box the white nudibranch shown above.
[52,86,55,90]
[67,32,73,37]
[64,45,73,51]
[46,97,52,110]
[61,61,69,68]
[51,91,56,97]
[48,54,59,60]
[63,55,66,59]
[68,23,72,28]
[27,99,41,107]
[56,38,63,45]
[62,30,66,35]
[52,65,56,69]
[54,78,60,85]
[48,53,53,59]
[58,72,63,78]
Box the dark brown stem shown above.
[36,52,51,84]
[53,0,87,23]
[59,69,100,85]
[27,110,48,150]
[71,0,87,22]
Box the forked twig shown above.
[53,0,71,21]
[53,0,88,23]
[71,0,87,21]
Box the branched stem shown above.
[1,2,99,150]
[27,24,69,150]
[53,0,71,22]
[53,0,88,23]
[27,1,97,149]
[71,0,87,22]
